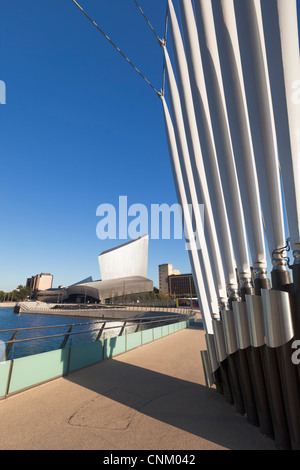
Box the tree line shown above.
[0,285,32,302]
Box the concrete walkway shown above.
[0,327,276,450]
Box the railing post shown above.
[135,320,142,332]
[5,360,14,398]
[60,325,73,349]
[95,322,106,341]
[119,322,127,336]
[5,331,18,359]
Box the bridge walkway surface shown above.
[0,327,276,450]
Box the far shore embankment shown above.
[0,302,17,308]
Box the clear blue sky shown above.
[0,1,299,292]
[0,0,190,291]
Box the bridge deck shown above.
[0,327,276,450]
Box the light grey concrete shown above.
[0,328,276,450]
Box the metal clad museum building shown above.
[37,235,153,303]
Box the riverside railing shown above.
[0,313,194,399]
[0,313,191,360]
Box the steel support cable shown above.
[133,0,165,46]
[162,3,169,96]
[70,0,162,97]
[132,0,169,96]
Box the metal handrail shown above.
[1,314,190,347]
[0,314,187,334]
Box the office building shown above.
[158,264,181,294]
[26,273,53,295]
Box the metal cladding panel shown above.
[221,309,238,355]
[98,235,149,281]
[245,294,265,347]
[66,285,100,301]
[262,289,294,348]
[212,319,227,363]
[232,301,251,350]
[96,277,153,299]
[205,333,219,372]
[67,276,153,301]
[201,350,215,388]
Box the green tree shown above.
[15,285,32,301]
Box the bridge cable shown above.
[132,0,169,97]
[132,0,165,46]
[162,2,169,96]
[70,0,162,97]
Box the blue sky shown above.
[0,1,299,292]
[0,0,190,290]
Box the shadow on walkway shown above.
[65,356,275,450]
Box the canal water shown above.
[0,308,133,360]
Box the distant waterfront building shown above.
[99,235,149,281]
[26,273,53,295]
[37,236,153,304]
[158,264,181,294]
[168,273,197,298]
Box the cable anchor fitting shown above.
[158,37,166,48]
